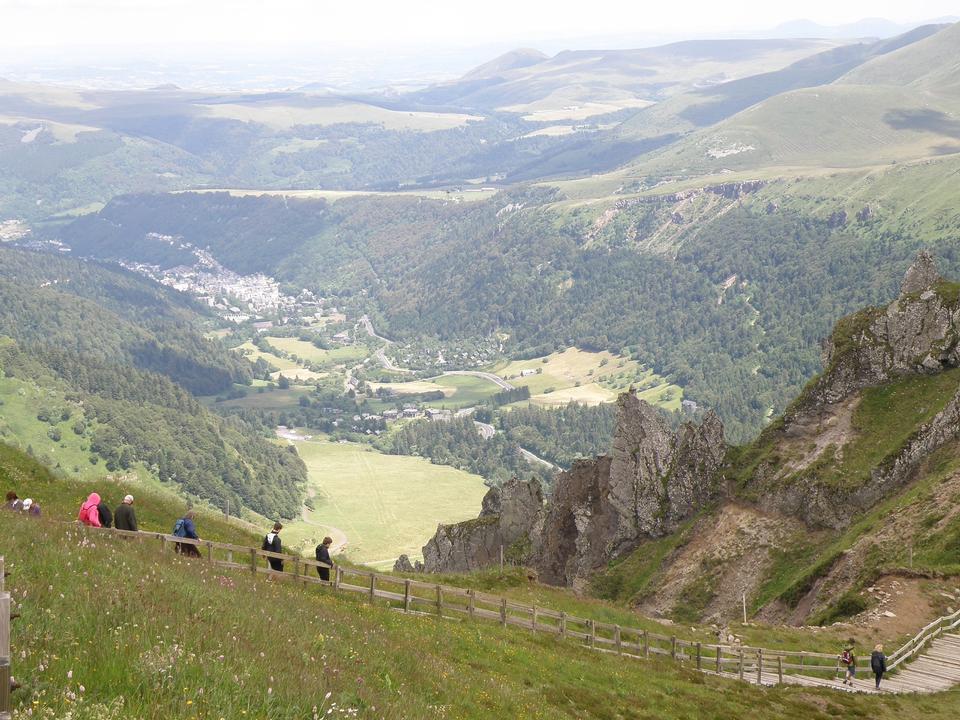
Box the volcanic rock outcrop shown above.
[422,390,725,585]
[421,477,544,573]
[759,251,960,527]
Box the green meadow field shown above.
[281,439,489,568]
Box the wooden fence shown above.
[8,523,954,695]
[73,526,856,685]
[1,556,11,720]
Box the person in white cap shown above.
[21,498,40,516]
[114,494,138,532]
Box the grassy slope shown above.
[283,439,488,568]
[10,496,960,718]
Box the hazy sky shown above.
[3,0,958,51]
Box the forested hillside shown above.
[0,247,306,517]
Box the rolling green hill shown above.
[622,22,960,176]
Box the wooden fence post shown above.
[160,534,167,554]
[777,655,783,685]
[249,547,256,574]
[532,606,538,633]
[0,556,4,592]
[756,649,763,685]
[671,636,677,660]
[716,646,722,674]
[1,590,11,719]
[404,580,412,613]
[696,642,702,671]
[205,541,212,563]
[227,549,234,565]
[436,585,443,616]
[334,565,342,590]
[368,573,376,603]
[293,557,300,581]
[589,619,596,648]
[559,612,567,639]
[738,649,744,681]
[643,630,649,658]
[615,625,622,655]
[500,598,508,628]
[468,590,475,619]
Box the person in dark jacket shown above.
[97,498,113,528]
[263,522,284,574]
[114,494,138,532]
[871,644,887,689]
[174,510,201,557]
[315,536,334,581]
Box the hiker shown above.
[316,536,334,581]
[173,510,201,557]
[871,643,887,689]
[840,641,857,686]
[5,491,22,512]
[114,494,138,532]
[77,492,102,527]
[263,522,284,574]
[21,498,40,517]
[97,497,113,528]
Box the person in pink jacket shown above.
[78,492,102,527]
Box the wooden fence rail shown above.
[57,524,958,691]
[1,556,11,720]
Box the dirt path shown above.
[301,487,348,553]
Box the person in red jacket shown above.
[78,492,102,527]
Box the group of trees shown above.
[54,188,960,443]
[0,248,307,518]
[377,416,552,487]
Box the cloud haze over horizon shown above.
[2,0,958,52]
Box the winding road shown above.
[443,370,515,391]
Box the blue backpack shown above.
[173,518,188,537]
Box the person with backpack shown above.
[263,522,284,575]
[77,492,102,527]
[315,536,334,582]
[839,641,857,686]
[114,494,138,532]
[97,497,113,528]
[173,510,200,557]
[871,643,887,689]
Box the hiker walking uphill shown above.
[114,494,138,532]
[263,522,284,575]
[316,536,334,581]
[77,492,102,527]
[871,644,887,689]
[173,510,201,557]
[840,641,857,686]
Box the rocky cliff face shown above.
[537,392,725,585]
[422,390,725,585]
[756,251,960,527]
[792,251,957,417]
[421,477,544,573]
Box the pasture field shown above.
[233,341,301,371]
[490,347,683,409]
[188,187,499,203]
[198,100,482,130]
[282,439,488,568]
[367,373,500,410]
[210,385,313,411]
